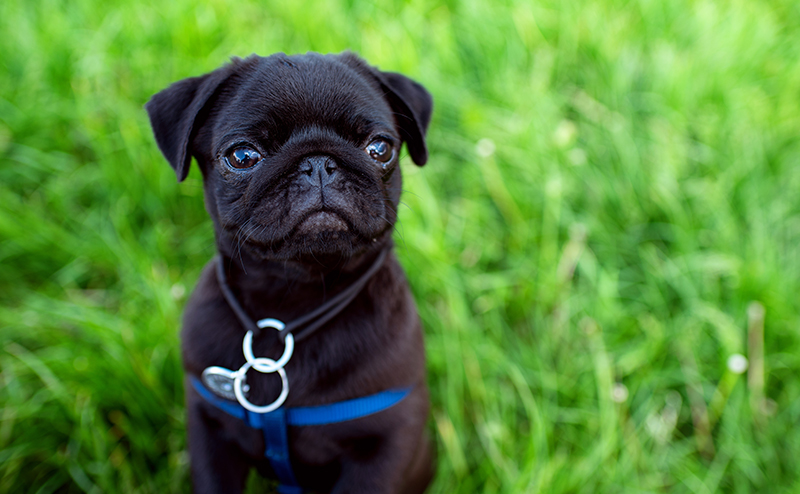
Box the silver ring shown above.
[233,358,289,413]
[257,318,285,331]
[242,327,294,373]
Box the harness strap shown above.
[255,408,299,489]
[190,377,412,492]
[285,387,412,426]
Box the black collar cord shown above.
[215,249,389,343]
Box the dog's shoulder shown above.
[179,259,241,373]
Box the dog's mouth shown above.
[222,198,394,261]
[229,208,383,258]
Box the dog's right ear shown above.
[145,65,235,182]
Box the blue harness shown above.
[191,376,411,494]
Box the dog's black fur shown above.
[146,52,434,493]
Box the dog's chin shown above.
[244,236,375,264]
[234,214,391,263]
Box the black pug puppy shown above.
[146,52,434,494]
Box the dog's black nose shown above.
[299,155,338,187]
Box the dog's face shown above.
[146,52,432,262]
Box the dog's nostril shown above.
[300,155,337,177]
[299,161,314,176]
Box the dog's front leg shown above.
[332,429,432,494]
[331,391,433,494]
[186,385,251,494]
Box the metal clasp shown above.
[201,318,295,413]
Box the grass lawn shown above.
[2,0,799,492]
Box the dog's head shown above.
[146,52,432,262]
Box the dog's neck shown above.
[215,240,391,322]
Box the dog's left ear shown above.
[375,72,433,166]
[145,64,237,182]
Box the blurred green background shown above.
[2,0,799,492]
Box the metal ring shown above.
[243,328,294,374]
[233,358,289,413]
[257,318,285,331]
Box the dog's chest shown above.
[181,281,366,403]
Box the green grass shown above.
[2,0,800,492]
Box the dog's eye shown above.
[366,139,393,163]
[227,147,262,169]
